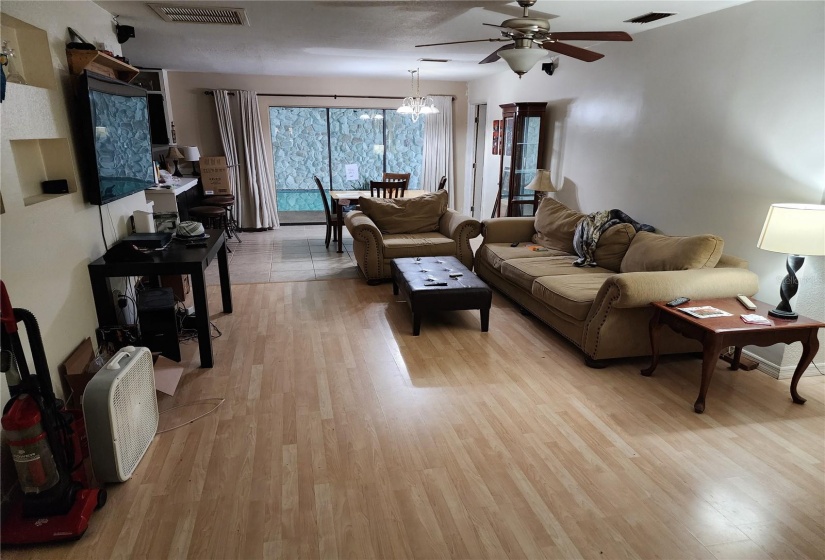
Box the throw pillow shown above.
[593,223,636,272]
[359,189,448,234]
[531,198,584,253]
[620,231,725,272]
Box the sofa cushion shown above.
[360,190,448,234]
[382,233,456,259]
[593,223,636,272]
[477,243,569,272]
[532,274,615,321]
[620,231,724,272]
[532,198,584,253]
[501,256,612,292]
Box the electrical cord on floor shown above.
[155,397,225,434]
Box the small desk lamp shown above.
[166,146,184,177]
[525,169,557,200]
[181,146,201,176]
[757,203,825,319]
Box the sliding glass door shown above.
[269,106,424,218]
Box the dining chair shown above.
[370,180,406,199]
[437,175,447,191]
[314,175,338,248]
[383,172,410,191]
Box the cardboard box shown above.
[200,156,232,195]
[58,338,96,408]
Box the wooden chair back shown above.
[314,175,334,224]
[437,175,447,191]
[370,180,406,198]
[383,172,410,191]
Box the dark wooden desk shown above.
[88,230,232,368]
[641,298,823,413]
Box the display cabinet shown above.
[494,102,547,217]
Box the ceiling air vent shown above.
[624,12,676,24]
[148,4,250,25]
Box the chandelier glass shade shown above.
[397,69,439,123]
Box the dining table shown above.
[329,189,428,253]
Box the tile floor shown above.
[205,224,360,286]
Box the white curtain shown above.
[237,91,279,229]
[213,90,241,198]
[421,96,454,207]
[213,90,279,229]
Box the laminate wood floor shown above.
[8,280,824,559]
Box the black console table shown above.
[88,229,232,368]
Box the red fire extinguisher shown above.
[2,393,61,494]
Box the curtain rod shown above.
[203,90,455,101]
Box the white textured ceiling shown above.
[95,0,748,80]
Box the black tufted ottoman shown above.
[391,256,492,336]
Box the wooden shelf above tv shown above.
[66,49,139,83]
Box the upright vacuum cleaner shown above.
[1,281,105,545]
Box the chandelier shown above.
[397,69,439,123]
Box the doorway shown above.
[469,104,487,219]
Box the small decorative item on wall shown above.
[492,120,502,155]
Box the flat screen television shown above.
[77,71,155,205]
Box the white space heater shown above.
[83,346,158,482]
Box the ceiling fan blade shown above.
[479,44,515,64]
[549,31,632,42]
[541,41,604,62]
[416,37,507,48]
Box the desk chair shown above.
[370,180,406,199]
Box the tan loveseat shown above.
[345,190,481,283]
[476,199,760,365]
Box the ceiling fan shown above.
[416,0,633,77]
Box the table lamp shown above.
[525,169,557,200]
[181,146,201,176]
[166,146,184,177]
[756,203,825,319]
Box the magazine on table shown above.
[679,306,733,319]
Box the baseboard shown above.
[742,349,825,379]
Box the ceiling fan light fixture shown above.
[498,47,548,77]
[397,69,439,123]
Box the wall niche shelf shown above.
[66,49,138,83]
[0,14,57,90]
[10,138,79,207]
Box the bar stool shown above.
[203,195,241,242]
[188,205,231,249]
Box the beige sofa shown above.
[345,190,481,283]
[476,199,760,365]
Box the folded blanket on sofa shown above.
[573,209,655,267]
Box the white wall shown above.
[166,71,469,210]
[468,1,824,370]
[0,1,149,401]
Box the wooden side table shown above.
[641,298,823,413]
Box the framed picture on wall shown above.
[492,120,501,155]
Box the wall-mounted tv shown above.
[77,71,154,205]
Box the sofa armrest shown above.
[345,210,383,242]
[439,210,481,269]
[481,217,536,244]
[596,268,760,309]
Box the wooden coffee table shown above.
[641,298,823,413]
[391,256,492,336]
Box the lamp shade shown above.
[757,203,825,256]
[525,169,556,193]
[166,146,184,161]
[498,47,547,76]
[180,146,200,161]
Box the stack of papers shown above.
[679,306,733,319]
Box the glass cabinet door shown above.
[513,115,541,206]
[496,103,546,217]
[498,116,514,215]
